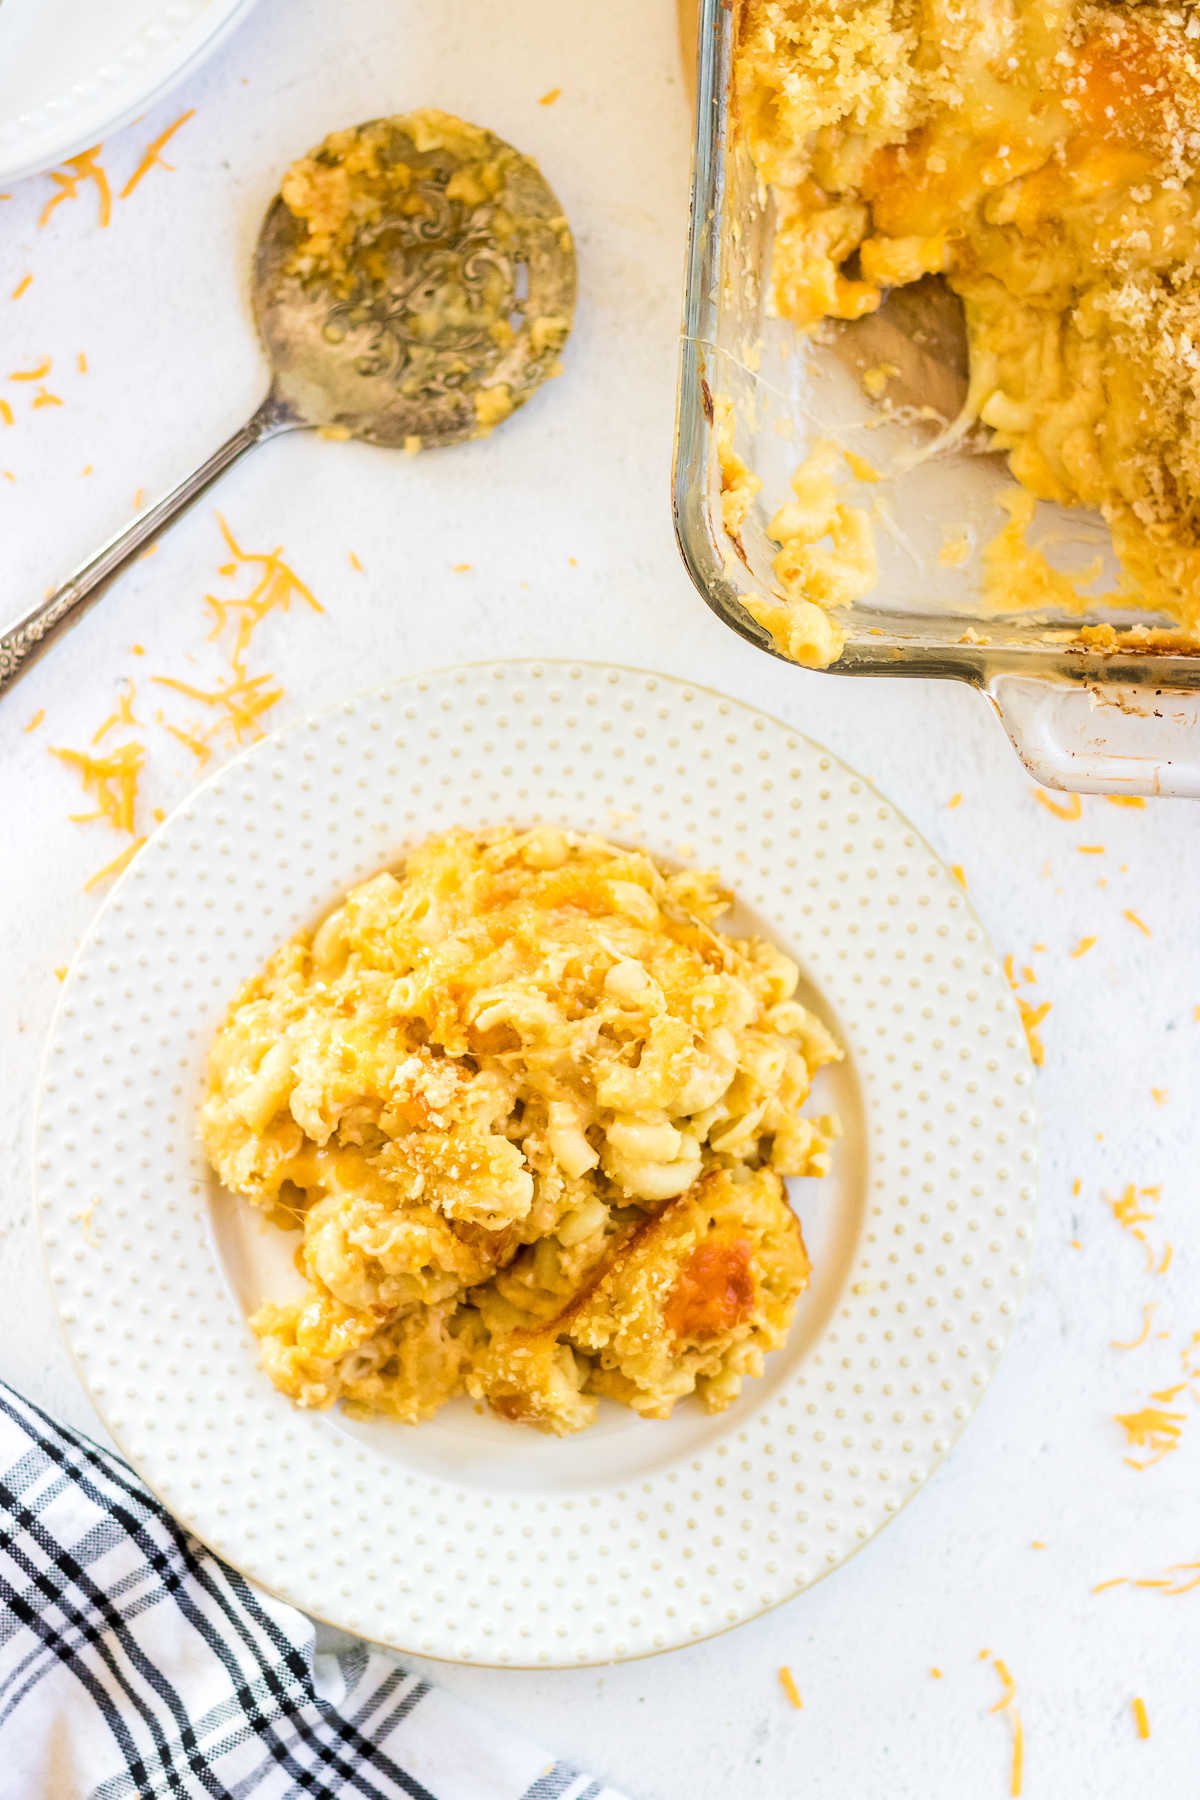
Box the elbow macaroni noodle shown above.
[200,827,841,1434]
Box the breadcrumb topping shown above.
[736,0,1200,633]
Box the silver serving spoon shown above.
[0,111,576,695]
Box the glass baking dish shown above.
[672,0,1200,798]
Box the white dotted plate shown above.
[36,663,1037,1667]
[0,0,260,185]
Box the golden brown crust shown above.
[201,828,839,1434]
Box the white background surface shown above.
[1,1,1198,1795]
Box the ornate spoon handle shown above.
[0,393,295,697]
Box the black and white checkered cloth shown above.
[0,1382,628,1800]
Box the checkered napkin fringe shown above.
[0,1383,627,1800]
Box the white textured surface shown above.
[1,0,1198,1790]
[36,664,1036,1665]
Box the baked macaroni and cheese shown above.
[734,0,1200,653]
[200,827,841,1435]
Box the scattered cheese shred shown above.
[348,551,364,571]
[10,274,32,300]
[77,351,88,374]
[1072,1178,1082,1197]
[151,672,285,743]
[1070,936,1097,959]
[1111,1303,1157,1352]
[778,1666,803,1710]
[32,388,63,409]
[951,863,967,890]
[83,835,147,891]
[1124,909,1152,937]
[205,513,321,679]
[1151,1087,1169,1106]
[1032,789,1081,821]
[452,561,472,572]
[40,147,112,229]
[1015,998,1050,1067]
[984,1655,1023,1798]
[1158,1243,1174,1275]
[50,741,144,834]
[118,110,195,201]
[1115,1406,1186,1469]
[947,792,962,809]
[0,399,12,426]
[1031,1540,1046,1550]
[164,723,212,764]
[1005,953,1050,1065]
[90,682,139,744]
[9,358,51,381]
[1132,1698,1150,1740]
[538,87,563,106]
[930,1666,943,1679]
[24,709,44,733]
[1106,796,1146,809]
[53,965,67,982]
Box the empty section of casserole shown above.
[730,0,1200,662]
[201,826,841,1435]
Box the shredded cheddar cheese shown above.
[51,741,143,834]
[84,836,147,891]
[951,863,967,890]
[9,359,51,382]
[91,683,139,745]
[40,147,111,229]
[1106,796,1146,809]
[983,1654,1024,1798]
[947,793,962,809]
[1111,1303,1157,1352]
[348,551,364,571]
[1070,937,1097,958]
[539,88,563,106]
[164,723,212,765]
[1124,909,1152,937]
[151,672,285,743]
[206,513,321,679]
[1005,953,1050,1066]
[1115,1405,1186,1469]
[23,709,44,734]
[778,1666,803,1709]
[1032,789,1082,821]
[1015,998,1050,1067]
[10,274,32,300]
[0,399,12,427]
[32,388,63,410]
[930,1666,943,1679]
[1077,844,1105,855]
[118,111,195,201]
[1097,1560,1200,1596]
[1151,1088,1169,1106]
[1132,1698,1150,1740]
[55,515,321,890]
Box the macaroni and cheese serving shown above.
[735,0,1200,652]
[200,827,841,1435]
